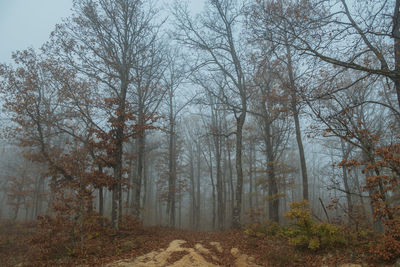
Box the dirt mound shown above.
[107,239,260,267]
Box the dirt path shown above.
[107,239,261,267]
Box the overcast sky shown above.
[0,0,204,64]
[0,0,72,63]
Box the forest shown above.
[0,0,399,266]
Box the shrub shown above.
[283,201,346,251]
[371,218,400,262]
[244,220,281,238]
[29,212,112,263]
[244,201,348,251]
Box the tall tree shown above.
[173,0,249,228]
[163,49,189,227]
[247,0,310,200]
[251,64,292,223]
[131,37,166,219]
[49,0,161,229]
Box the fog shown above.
[0,0,396,235]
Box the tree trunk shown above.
[189,153,196,229]
[227,141,234,222]
[222,149,228,226]
[134,117,145,219]
[167,89,177,227]
[196,142,201,230]
[209,157,216,230]
[232,112,246,228]
[392,0,400,111]
[178,187,182,228]
[34,174,44,219]
[340,140,353,217]
[111,79,128,230]
[99,187,104,217]
[249,141,254,210]
[265,118,279,223]
[125,157,132,216]
[142,150,148,220]
[167,122,176,227]
[216,148,223,229]
[111,183,119,230]
[285,40,309,201]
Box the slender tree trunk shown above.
[255,179,259,211]
[353,168,368,220]
[189,153,196,229]
[227,143,234,221]
[113,140,123,229]
[340,140,353,216]
[118,183,122,224]
[249,141,254,210]
[392,0,400,111]
[216,149,223,229]
[178,187,182,228]
[203,141,216,229]
[168,131,176,227]
[125,158,132,216]
[111,184,119,229]
[13,199,20,221]
[111,80,128,230]
[209,93,224,229]
[99,187,104,217]
[31,177,38,220]
[130,153,137,215]
[142,151,148,220]
[167,92,177,227]
[34,175,44,219]
[134,115,145,219]
[265,118,279,223]
[222,150,228,226]
[285,40,309,201]
[232,112,246,228]
[196,142,201,230]
[342,166,353,214]
[209,157,216,230]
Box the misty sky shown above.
[0,0,205,64]
[0,0,72,63]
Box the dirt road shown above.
[107,239,261,267]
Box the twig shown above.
[319,197,330,223]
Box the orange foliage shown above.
[363,144,400,262]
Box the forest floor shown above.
[103,229,369,267]
[0,220,394,267]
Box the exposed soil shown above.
[107,239,260,267]
[166,251,190,265]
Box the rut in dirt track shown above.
[107,239,261,267]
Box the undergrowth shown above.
[0,215,146,266]
[244,200,389,264]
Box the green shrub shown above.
[244,201,348,251]
[283,200,346,251]
[244,220,281,238]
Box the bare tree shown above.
[49,0,161,229]
[194,77,229,229]
[173,0,249,228]
[247,0,311,200]
[251,65,292,223]
[258,0,400,112]
[131,36,167,220]
[163,49,191,227]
